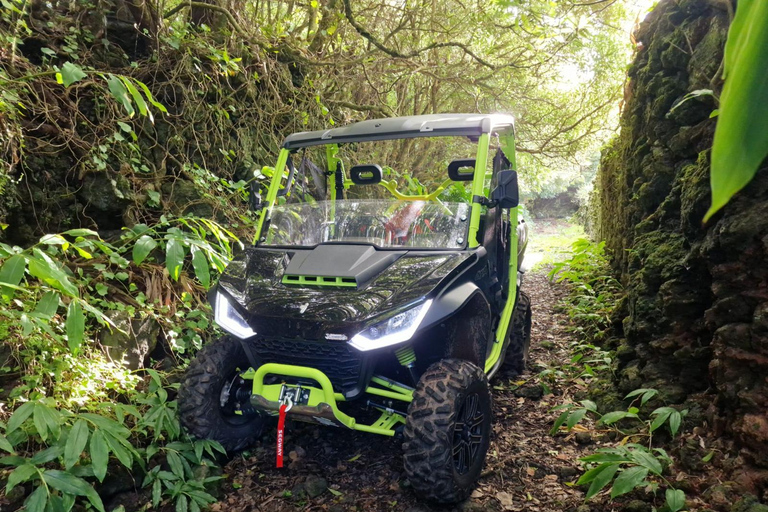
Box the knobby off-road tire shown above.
[503,290,532,375]
[178,337,266,452]
[403,359,492,503]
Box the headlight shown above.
[214,292,256,339]
[349,300,432,351]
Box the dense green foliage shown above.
[0,0,637,244]
[0,220,236,511]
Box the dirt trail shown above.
[215,270,593,512]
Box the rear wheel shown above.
[403,359,492,503]
[503,290,532,375]
[179,337,266,452]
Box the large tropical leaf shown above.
[66,301,85,353]
[165,238,186,281]
[0,254,26,301]
[706,0,768,220]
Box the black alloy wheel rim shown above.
[452,392,485,475]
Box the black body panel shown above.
[215,244,478,396]
[284,245,406,286]
[218,246,474,339]
[242,337,372,398]
[212,188,525,394]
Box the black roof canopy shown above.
[282,113,515,149]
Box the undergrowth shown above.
[0,218,238,512]
[546,239,688,512]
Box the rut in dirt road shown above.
[214,270,593,512]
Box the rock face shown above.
[99,311,160,369]
[594,0,768,477]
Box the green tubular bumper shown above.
[243,363,408,436]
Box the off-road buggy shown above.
[178,114,532,503]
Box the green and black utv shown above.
[178,114,532,503]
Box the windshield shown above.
[265,200,470,249]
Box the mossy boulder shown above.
[731,496,768,512]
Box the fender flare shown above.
[421,281,492,366]
[422,281,489,328]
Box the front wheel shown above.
[403,359,492,503]
[178,337,266,452]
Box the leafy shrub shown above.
[550,389,688,510]
[548,238,621,342]
[0,217,239,510]
[1,384,225,512]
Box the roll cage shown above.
[251,113,521,375]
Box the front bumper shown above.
[239,337,373,399]
[242,363,412,436]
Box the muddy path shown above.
[214,269,595,512]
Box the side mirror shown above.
[249,181,262,211]
[490,170,519,208]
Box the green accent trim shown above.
[326,144,340,175]
[252,363,355,428]
[485,205,520,373]
[499,131,517,169]
[365,386,413,402]
[488,128,520,368]
[326,144,340,236]
[467,133,491,248]
[282,275,358,287]
[356,411,406,434]
[370,376,414,398]
[253,149,291,244]
[248,363,404,436]
[378,178,453,201]
[259,383,346,407]
[240,367,256,379]
[394,345,416,366]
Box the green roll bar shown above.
[483,130,519,372]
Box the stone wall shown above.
[595,0,768,486]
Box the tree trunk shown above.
[191,0,227,32]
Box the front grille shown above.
[246,338,364,393]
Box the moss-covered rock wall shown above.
[0,4,328,246]
[595,0,768,487]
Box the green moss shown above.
[588,379,625,414]
[660,31,690,70]
[632,231,687,286]
[680,154,712,235]
[688,17,728,89]
[730,495,768,512]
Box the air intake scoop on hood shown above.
[283,245,406,287]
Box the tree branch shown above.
[325,99,391,115]
[341,0,519,70]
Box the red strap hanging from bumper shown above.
[276,404,287,468]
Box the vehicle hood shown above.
[216,245,474,340]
